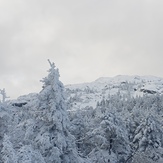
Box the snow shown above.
[66,75,163,110]
[1,62,163,163]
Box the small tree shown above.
[0,88,9,103]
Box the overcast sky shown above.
[0,0,163,99]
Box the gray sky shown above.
[0,0,163,99]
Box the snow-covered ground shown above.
[1,74,163,163]
[66,75,163,110]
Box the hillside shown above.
[1,71,163,162]
[66,75,163,162]
[66,75,163,110]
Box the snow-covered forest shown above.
[0,62,163,163]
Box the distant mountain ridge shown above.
[66,75,163,110]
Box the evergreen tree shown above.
[34,60,83,163]
[1,134,17,163]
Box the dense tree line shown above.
[69,93,163,162]
[0,62,163,162]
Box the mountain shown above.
[65,75,163,163]
[1,72,163,162]
[66,75,163,110]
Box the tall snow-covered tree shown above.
[0,60,84,163]
[34,60,83,163]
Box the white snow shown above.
[66,75,163,110]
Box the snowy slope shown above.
[9,75,163,111]
[3,75,163,163]
[65,75,163,110]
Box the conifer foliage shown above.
[0,60,83,163]
[1,62,163,162]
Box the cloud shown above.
[0,0,163,98]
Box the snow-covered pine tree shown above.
[17,145,45,163]
[34,60,83,163]
[1,134,17,163]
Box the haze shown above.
[0,0,163,99]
